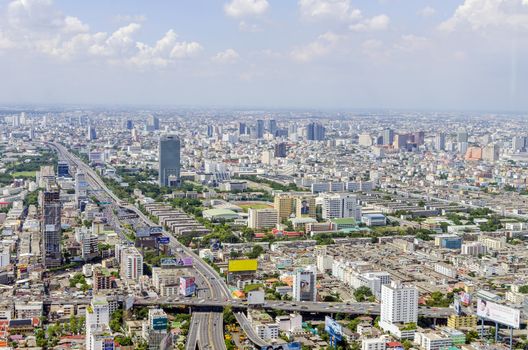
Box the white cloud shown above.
[212,48,240,64]
[290,31,340,62]
[439,0,528,32]
[393,34,430,52]
[224,0,269,18]
[298,0,361,21]
[239,20,260,32]
[349,14,390,32]
[418,6,436,17]
[0,0,203,67]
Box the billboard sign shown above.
[325,316,342,342]
[160,257,193,267]
[136,227,150,238]
[149,226,163,235]
[460,292,471,305]
[157,236,170,245]
[103,339,114,350]
[261,342,301,350]
[228,259,258,272]
[152,316,168,331]
[180,276,196,297]
[476,298,520,328]
[298,271,315,301]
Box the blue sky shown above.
[0,0,527,111]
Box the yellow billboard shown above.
[228,259,258,272]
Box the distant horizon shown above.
[0,0,527,111]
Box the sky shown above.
[0,0,527,111]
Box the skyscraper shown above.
[57,161,69,178]
[87,125,96,141]
[274,142,287,158]
[457,129,468,143]
[321,193,361,220]
[86,295,111,350]
[148,115,160,131]
[434,133,446,151]
[158,135,181,187]
[239,122,247,135]
[306,122,325,141]
[268,119,277,136]
[207,125,214,138]
[256,119,265,139]
[41,184,62,268]
[379,281,418,336]
[382,128,394,146]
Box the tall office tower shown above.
[41,184,62,268]
[393,134,409,149]
[288,124,298,136]
[457,129,468,143]
[306,122,326,141]
[120,246,143,281]
[158,135,181,187]
[86,295,111,350]
[321,193,361,220]
[148,115,160,131]
[483,143,500,162]
[125,119,133,130]
[239,122,247,135]
[380,281,418,329]
[274,193,296,222]
[87,125,97,141]
[207,125,214,137]
[256,119,265,139]
[293,268,317,302]
[75,171,88,208]
[268,119,277,136]
[382,128,394,146]
[457,142,468,154]
[57,161,69,178]
[29,127,35,140]
[274,142,287,158]
[434,133,446,151]
[414,131,425,145]
[20,112,27,125]
[512,136,526,152]
[12,113,20,127]
[145,309,169,349]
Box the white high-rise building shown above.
[379,281,418,339]
[321,193,361,220]
[120,247,143,281]
[381,281,418,324]
[292,268,317,302]
[86,296,110,350]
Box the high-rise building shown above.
[158,135,181,187]
[248,208,279,229]
[434,133,446,151]
[207,125,214,138]
[512,136,526,152]
[274,142,287,158]
[144,308,170,349]
[457,129,468,143]
[380,281,418,325]
[293,268,317,302]
[148,115,160,131]
[393,134,409,149]
[57,161,69,178]
[75,171,88,208]
[86,295,111,350]
[256,119,265,139]
[274,193,296,222]
[125,119,133,130]
[483,143,500,162]
[239,122,247,135]
[41,184,62,268]
[321,193,361,220]
[268,119,277,136]
[306,122,325,141]
[120,246,143,281]
[87,125,97,141]
[382,129,394,146]
[414,131,425,145]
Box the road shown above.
[47,142,229,350]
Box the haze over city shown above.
[0,0,527,110]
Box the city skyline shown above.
[0,0,527,111]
